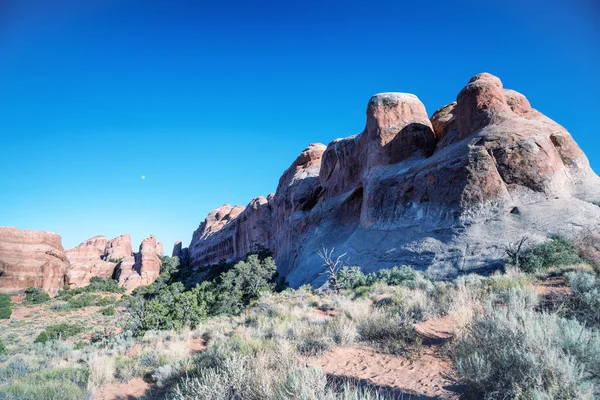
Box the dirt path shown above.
[94,337,205,400]
[94,379,152,400]
[310,316,461,399]
[533,276,572,296]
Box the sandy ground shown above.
[533,276,573,296]
[94,378,151,400]
[309,315,461,399]
[95,337,205,400]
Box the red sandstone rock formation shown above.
[188,73,600,286]
[65,235,117,288]
[0,227,69,298]
[115,235,162,293]
[104,234,133,261]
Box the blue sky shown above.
[1,0,599,251]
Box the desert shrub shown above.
[88,353,115,388]
[1,367,89,400]
[114,355,137,382]
[357,308,415,354]
[520,237,582,273]
[33,331,50,344]
[565,271,600,328]
[128,282,209,335]
[0,293,12,319]
[453,294,600,399]
[0,358,33,384]
[102,306,116,316]
[73,341,86,350]
[87,276,125,293]
[67,293,97,309]
[34,323,83,343]
[573,230,600,268]
[23,287,50,304]
[0,337,7,357]
[127,254,280,335]
[296,335,334,356]
[337,266,367,289]
[372,265,417,286]
[212,254,277,315]
[338,265,420,290]
[96,296,116,306]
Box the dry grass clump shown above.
[453,286,600,399]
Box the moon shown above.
[141,175,146,180]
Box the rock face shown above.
[0,227,69,298]
[0,229,164,297]
[104,234,133,261]
[187,73,600,286]
[65,235,117,288]
[115,235,162,293]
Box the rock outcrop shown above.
[65,235,117,288]
[115,235,162,293]
[104,234,133,261]
[0,227,69,298]
[0,229,164,297]
[188,73,600,286]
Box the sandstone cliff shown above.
[0,227,69,298]
[188,73,600,286]
[0,228,163,297]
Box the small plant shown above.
[73,341,86,350]
[357,309,415,354]
[518,236,582,272]
[0,337,7,356]
[68,293,98,309]
[23,287,50,304]
[34,323,83,343]
[102,306,116,316]
[0,293,12,319]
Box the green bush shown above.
[34,323,83,344]
[337,266,367,289]
[337,265,419,290]
[126,254,279,335]
[0,293,12,319]
[520,237,582,272]
[102,306,115,316]
[0,337,7,357]
[87,277,125,293]
[371,265,417,285]
[23,287,50,304]
[73,341,86,350]
[67,294,98,309]
[453,296,600,399]
[212,254,277,315]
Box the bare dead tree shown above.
[317,246,346,294]
[506,236,529,269]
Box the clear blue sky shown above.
[1,0,598,251]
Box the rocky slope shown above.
[0,228,163,297]
[187,73,600,286]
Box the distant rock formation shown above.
[0,227,69,298]
[65,235,117,288]
[0,228,163,297]
[188,73,600,286]
[114,235,162,293]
